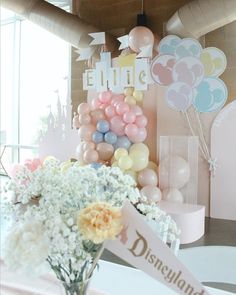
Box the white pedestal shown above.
[158,201,205,244]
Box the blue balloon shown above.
[90,162,102,170]
[104,131,117,145]
[97,120,110,133]
[92,131,103,143]
[114,136,131,150]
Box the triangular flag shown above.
[75,47,94,61]
[117,35,129,50]
[136,44,153,58]
[89,32,106,45]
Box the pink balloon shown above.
[116,102,130,115]
[135,115,148,127]
[111,95,124,107]
[110,116,126,136]
[83,149,99,164]
[77,102,90,115]
[125,124,138,138]
[83,141,96,151]
[99,103,108,110]
[91,109,105,124]
[79,114,91,125]
[105,105,116,118]
[140,185,162,203]
[123,111,136,124]
[24,158,41,172]
[91,98,101,110]
[99,91,112,103]
[130,105,143,116]
[128,26,154,53]
[138,168,158,187]
[96,142,114,161]
[78,124,96,141]
[129,127,147,143]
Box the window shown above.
[0,2,71,171]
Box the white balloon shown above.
[162,188,184,203]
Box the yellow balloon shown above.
[112,161,119,168]
[126,170,138,183]
[124,87,134,96]
[125,95,136,105]
[111,156,116,164]
[200,52,214,76]
[147,161,158,172]
[118,155,133,170]
[130,151,149,172]
[114,148,128,161]
[133,90,143,102]
[129,143,149,156]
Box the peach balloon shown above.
[78,124,96,141]
[83,149,99,164]
[138,168,158,187]
[141,185,162,203]
[77,102,90,114]
[91,109,105,124]
[128,26,154,53]
[91,98,101,110]
[83,141,96,151]
[79,114,91,125]
[96,142,114,161]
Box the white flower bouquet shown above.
[2,158,179,295]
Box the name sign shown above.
[105,202,209,295]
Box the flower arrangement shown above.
[2,157,180,295]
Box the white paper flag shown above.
[105,202,210,295]
[117,35,129,50]
[89,32,106,45]
[76,47,94,61]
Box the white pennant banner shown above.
[117,35,129,50]
[89,32,106,45]
[105,202,210,295]
[136,44,153,58]
[76,47,94,61]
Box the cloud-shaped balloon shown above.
[193,77,228,112]
[175,38,202,59]
[158,35,181,55]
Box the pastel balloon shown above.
[97,120,110,133]
[73,114,80,129]
[133,90,143,102]
[83,141,96,151]
[130,151,148,172]
[129,127,147,143]
[79,114,91,125]
[173,57,204,87]
[128,26,154,53]
[118,155,133,170]
[114,136,131,150]
[166,82,193,112]
[200,47,227,77]
[124,87,134,96]
[116,102,130,115]
[175,38,202,59]
[123,111,136,124]
[160,156,190,189]
[130,105,143,116]
[147,161,158,172]
[163,188,184,203]
[91,109,105,124]
[138,168,158,187]
[114,148,128,160]
[83,149,99,164]
[110,116,126,136]
[77,102,90,115]
[105,105,116,118]
[129,143,149,156]
[124,96,136,105]
[104,131,117,145]
[96,142,114,161]
[78,124,96,141]
[111,95,124,107]
[99,90,112,103]
[125,170,138,182]
[193,77,228,112]
[158,35,181,55]
[91,98,101,110]
[150,55,176,86]
[92,131,104,144]
[135,115,148,127]
[141,185,162,203]
[112,161,119,168]
[125,124,138,138]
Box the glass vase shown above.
[59,279,91,295]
